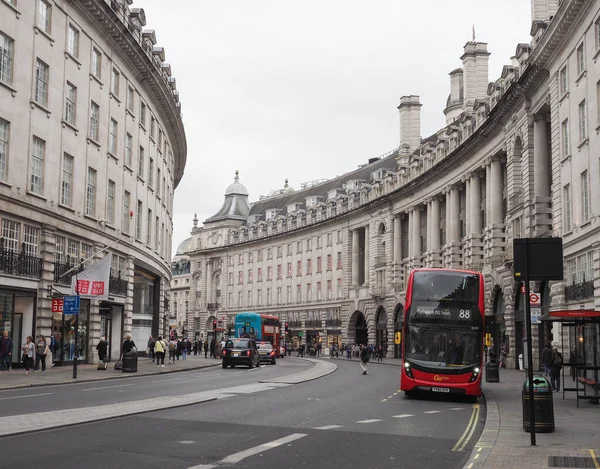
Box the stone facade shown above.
[173,0,600,368]
[0,0,186,364]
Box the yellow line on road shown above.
[452,403,480,452]
[589,450,600,469]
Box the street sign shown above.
[530,293,540,304]
[51,298,64,313]
[63,295,80,315]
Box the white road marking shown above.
[0,392,53,400]
[392,414,414,419]
[178,440,195,444]
[356,419,382,424]
[82,384,135,392]
[152,377,188,383]
[449,407,465,411]
[313,425,343,430]
[423,410,442,414]
[186,433,307,468]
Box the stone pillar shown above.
[533,114,552,234]
[364,224,370,287]
[490,158,504,225]
[38,225,57,338]
[470,173,482,234]
[430,198,441,251]
[206,260,213,304]
[352,229,359,286]
[412,207,421,258]
[393,215,402,266]
[450,186,461,243]
[465,179,471,236]
[485,163,492,227]
[124,255,135,337]
[445,191,452,244]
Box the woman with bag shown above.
[21,336,35,375]
[549,349,563,392]
[34,335,49,372]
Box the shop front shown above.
[99,301,124,362]
[51,298,90,365]
[0,289,37,367]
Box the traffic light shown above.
[213,320,217,331]
[285,322,289,333]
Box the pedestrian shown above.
[541,342,553,376]
[0,330,13,372]
[21,336,35,375]
[549,348,563,392]
[34,335,49,372]
[359,345,369,375]
[179,338,188,360]
[96,336,108,363]
[168,339,177,364]
[154,336,167,367]
[204,339,209,358]
[123,335,136,353]
[147,335,156,362]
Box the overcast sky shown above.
[134,0,532,255]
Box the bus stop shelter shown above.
[541,310,600,406]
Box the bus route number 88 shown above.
[459,309,471,319]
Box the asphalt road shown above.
[0,358,485,469]
[0,357,310,416]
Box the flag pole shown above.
[58,239,121,280]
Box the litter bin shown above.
[522,374,554,433]
[122,349,138,373]
[486,361,500,383]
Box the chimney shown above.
[444,69,464,124]
[398,95,422,153]
[531,0,558,22]
[461,42,490,109]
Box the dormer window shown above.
[305,196,318,207]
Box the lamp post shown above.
[73,259,84,379]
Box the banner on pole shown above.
[70,254,112,300]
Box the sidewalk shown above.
[0,354,222,390]
[330,356,600,468]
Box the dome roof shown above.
[176,237,192,255]
[225,170,249,196]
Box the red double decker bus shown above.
[400,268,485,399]
[234,312,281,352]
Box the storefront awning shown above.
[541,310,600,322]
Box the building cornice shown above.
[73,0,187,188]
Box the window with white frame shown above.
[0,32,14,85]
[138,145,144,178]
[67,24,79,58]
[106,179,115,225]
[559,66,568,96]
[109,118,118,154]
[1,219,19,252]
[296,284,301,302]
[146,209,152,245]
[37,0,52,34]
[110,68,119,96]
[576,43,585,75]
[126,85,134,111]
[139,101,146,127]
[125,133,132,167]
[61,153,73,206]
[581,170,589,222]
[89,101,99,141]
[135,200,142,240]
[91,48,101,79]
[85,167,96,217]
[122,190,130,233]
[0,118,9,182]
[34,59,49,107]
[23,226,38,256]
[81,243,92,267]
[55,236,65,263]
[596,17,600,50]
[64,82,76,126]
[563,184,572,231]
[567,252,594,284]
[148,157,154,186]
[579,100,587,141]
[30,136,45,194]
[561,119,569,157]
[150,116,156,140]
[155,216,159,250]
[156,168,161,197]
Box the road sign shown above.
[530,293,540,304]
[63,295,80,315]
[51,298,64,313]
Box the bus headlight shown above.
[403,361,413,379]
[469,367,480,383]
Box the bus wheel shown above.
[404,391,415,399]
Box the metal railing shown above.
[207,303,220,311]
[109,272,128,295]
[326,318,342,328]
[0,239,42,279]
[53,256,80,285]
[564,280,594,302]
[305,319,321,328]
[370,286,387,298]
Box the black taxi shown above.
[222,338,260,369]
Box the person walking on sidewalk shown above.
[541,342,553,376]
[0,330,13,372]
[21,336,35,375]
[96,337,108,363]
[359,345,369,375]
[34,335,49,372]
[154,336,167,367]
[550,349,563,392]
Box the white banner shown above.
[70,253,112,300]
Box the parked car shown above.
[257,342,277,365]
[222,338,259,369]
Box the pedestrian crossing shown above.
[311,406,469,430]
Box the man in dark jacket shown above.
[541,343,553,376]
[359,345,369,375]
[96,337,108,363]
[0,330,13,371]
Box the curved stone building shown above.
[0,0,186,364]
[176,0,600,369]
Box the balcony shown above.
[207,303,220,311]
[325,318,342,328]
[370,286,387,298]
[109,272,128,295]
[305,319,321,328]
[564,280,594,302]
[53,256,79,285]
[288,320,302,328]
[0,240,42,279]
[373,255,387,268]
